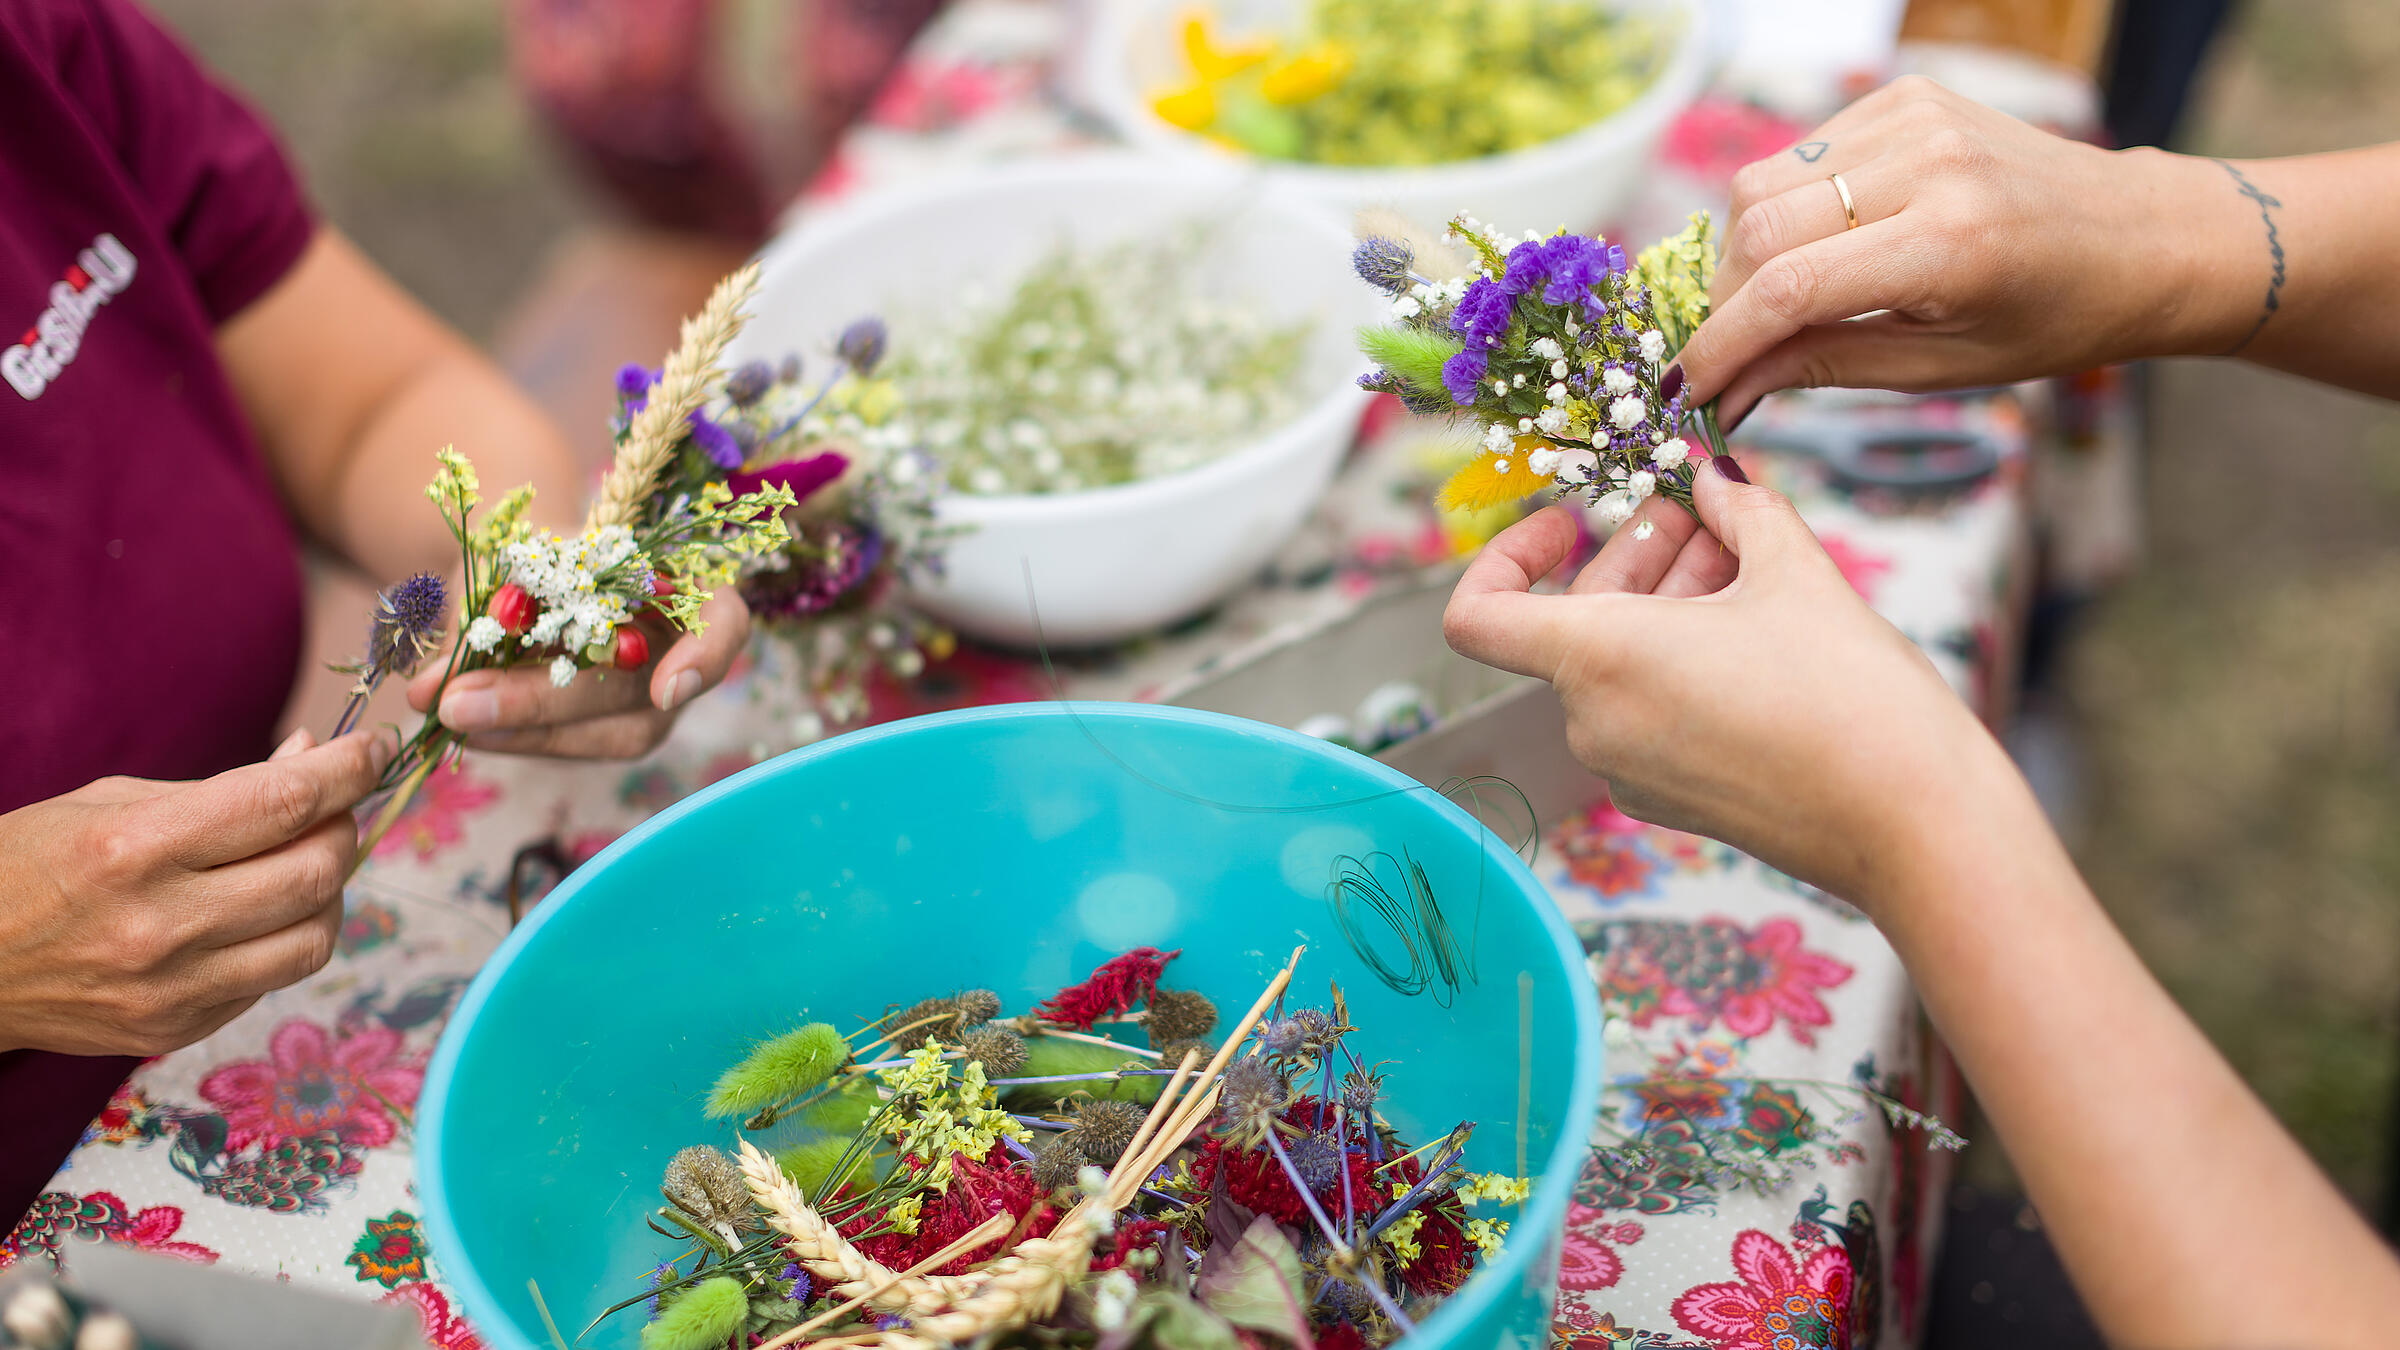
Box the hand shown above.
[1441,459,2005,908]
[0,728,394,1056]
[405,588,752,759]
[1676,75,2226,425]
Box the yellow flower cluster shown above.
[876,1044,1031,1193]
[1637,213,1718,349]
[1464,1216,1509,1260]
[1457,1172,1532,1206]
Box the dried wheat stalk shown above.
[586,261,762,531]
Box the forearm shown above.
[221,229,584,583]
[2147,142,2400,396]
[326,344,584,579]
[1866,734,2400,1348]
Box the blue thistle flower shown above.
[365,572,447,679]
[724,360,774,407]
[1352,237,1416,295]
[836,317,888,376]
[781,1262,810,1302]
[778,353,804,384]
[1287,1133,1345,1190]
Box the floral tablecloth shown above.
[6,5,2049,1348]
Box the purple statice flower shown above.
[615,362,659,413]
[1447,277,1515,346]
[1441,347,1490,405]
[1606,242,1630,273]
[1538,236,1614,307]
[1495,239,1549,297]
[875,1315,911,1332]
[836,317,888,376]
[686,410,744,470]
[724,359,774,407]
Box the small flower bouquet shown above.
[616,317,958,735]
[339,266,797,858]
[600,948,1526,1350]
[1350,212,1725,537]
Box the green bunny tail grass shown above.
[641,1275,746,1350]
[1357,324,1462,396]
[706,1022,849,1119]
[1002,1034,1163,1108]
[777,1135,876,1199]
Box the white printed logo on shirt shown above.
[4,233,137,401]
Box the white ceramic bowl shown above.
[730,155,1381,647]
[1080,0,1711,235]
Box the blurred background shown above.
[141,0,2400,1327]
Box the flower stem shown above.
[1028,1027,1163,1060]
[350,746,441,879]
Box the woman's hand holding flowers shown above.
[404,586,752,760]
[0,728,393,1057]
[1442,459,2008,914]
[1676,76,2229,424]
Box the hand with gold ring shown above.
[1672,75,2400,423]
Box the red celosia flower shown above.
[842,1148,1058,1276]
[1190,1134,1312,1226]
[1397,1193,1473,1298]
[1091,1217,1174,1273]
[1315,1319,1373,1350]
[1037,947,1181,1029]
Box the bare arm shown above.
[216,228,582,576]
[1673,76,2400,420]
[1441,473,2400,1347]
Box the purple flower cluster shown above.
[611,361,743,468]
[746,525,885,619]
[1440,347,1491,405]
[1497,234,1628,309]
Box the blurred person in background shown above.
[0,0,752,1228]
[1445,74,2400,1347]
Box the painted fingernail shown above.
[658,668,704,714]
[440,688,502,732]
[1711,454,1750,485]
[271,727,313,760]
[1660,363,1685,403]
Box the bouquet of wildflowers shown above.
[336,266,800,859]
[1351,212,1725,537]
[599,949,1527,1350]
[613,317,958,738]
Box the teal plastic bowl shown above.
[419,703,1601,1350]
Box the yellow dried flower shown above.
[1436,440,1555,513]
[1465,1216,1509,1259]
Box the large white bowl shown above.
[1080,0,1711,235]
[730,155,1381,647]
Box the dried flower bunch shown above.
[619,314,958,734]
[887,233,1312,496]
[337,266,798,861]
[1351,212,1727,536]
[604,948,1528,1350]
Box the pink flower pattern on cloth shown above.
[199,1021,425,1152]
[1672,1228,1856,1350]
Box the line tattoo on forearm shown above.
[2213,158,2285,356]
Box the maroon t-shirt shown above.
[0,0,314,1226]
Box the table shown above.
[4,6,2056,1347]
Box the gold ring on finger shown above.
[1828,172,1859,230]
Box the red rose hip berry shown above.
[487,582,536,635]
[613,627,650,671]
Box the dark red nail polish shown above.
[1711,454,1750,484]
[1660,363,1685,402]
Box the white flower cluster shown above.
[495,525,641,668]
[1392,273,1470,319]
